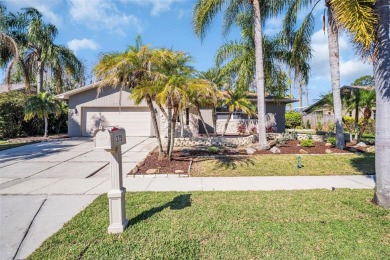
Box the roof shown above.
[302,85,375,113]
[0,83,26,93]
[56,81,101,100]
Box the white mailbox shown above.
[94,126,128,234]
[94,127,126,150]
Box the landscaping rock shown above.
[366,146,375,153]
[325,143,333,147]
[270,147,281,154]
[299,149,308,154]
[349,148,358,152]
[137,161,145,167]
[246,147,256,155]
[355,142,367,148]
[268,140,277,148]
[175,170,185,174]
[131,166,138,174]
[227,149,239,154]
[146,168,158,174]
[325,149,333,154]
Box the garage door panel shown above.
[82,107,151,137]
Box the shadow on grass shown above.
[349,153,375,175]
[128,194,191,226]
[213,156,255,170]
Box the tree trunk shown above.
[327,5,345,149]
[253,0,268,150]
[169,106,178,160]
[44,116,48,137]
[354,91,360,141]
[299,81,303,108]
[37,61,44,93]
[180,110,184,138]
[373,0,390,209]
[146,94,165,160]
[157,102,168,119]
[166,99,172,154]
[196,105,210,138]
[212,105,217,136]
[222,111,233,136]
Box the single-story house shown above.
[57,82,297,137]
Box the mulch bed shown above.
[253,140,350,155]
[132,140,371,175]
[134,150,191,175]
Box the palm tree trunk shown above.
[299,81,303,108]
[37,61,44,93]
[196,105,210,138]
[222,111,233,136]
[145,94,165,159]
[253,0,268,150]
[327,5,345,149]
[157,102,168,119]
[44,116,48,137]
[212,105,217,136]
[167,101,172,154]
[374,0,390,209]
[180,109,184,138]
[354,97,360,142]
[169,106,178,160]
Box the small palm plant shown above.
[24,92,61,137]
[221,88,256,136]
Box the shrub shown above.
[237,122,247,135]
[300,139,315,147]
[249,126,257,135]
[207,146,219,154]
[315,121,323,131]
[306,119,311,129]
[285,111,302,129]
[327,137,336,146]
[295,126,303,130]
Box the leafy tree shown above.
[220,88,256,136]
[24,92,62,137]
[1,7,83,93]
[193,0,289,150]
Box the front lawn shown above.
[29,190,389,259]
[191,154,375,177]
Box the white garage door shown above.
[82,107,152,137]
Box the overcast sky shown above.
[2,0,373,108]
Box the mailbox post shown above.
[94,126,128,233]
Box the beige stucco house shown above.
[57,83,297,137]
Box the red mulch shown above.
[133,140,371,174]
[253,140,350,155]
[135,150,191,174]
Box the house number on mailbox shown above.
[116,135,122,142]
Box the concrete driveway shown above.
[0,137,157,260]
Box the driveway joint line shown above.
[13,197,47,260]
[27,179,64,194]
[83,178,111,195]
[144,178,154,191]
[85,162,109,178]
[342,175,375,188]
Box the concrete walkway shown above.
[0,138,376,259]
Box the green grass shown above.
[0,140,33,151]
[29,190,390,259]
[191,154,375,177]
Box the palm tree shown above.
[372,0,390,209]
[221,88,256,136]
[24,92,61,137]
[2,8,83,93]
[94,38,172,159]
[324,0,388,207]
[193,0,289,150]
[157,51,193,160]
[187,78,222,138]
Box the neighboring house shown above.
[0,83,36,94]
[57,83,297,137]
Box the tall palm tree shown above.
[221,88,256,136]
[24,92,61,137]
[193,0,289,150]
[372,0,390,209]
[94,40,172,159]
[2,8,83,93]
